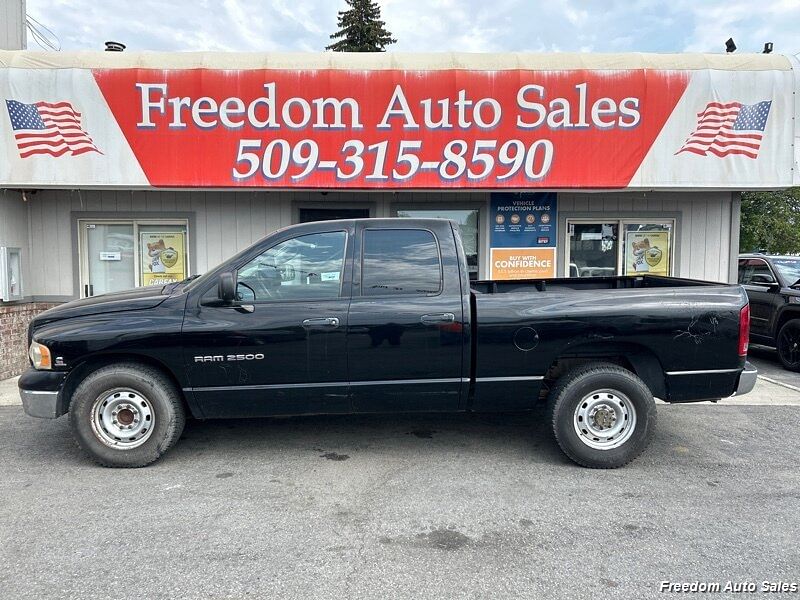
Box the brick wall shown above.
[0,303,58,380]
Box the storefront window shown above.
[395,208,480,280]
[622,222,673,277]
[80,220,189,297]
[567,219,674,278]
[568,223,618,278]
[138,224,189,287]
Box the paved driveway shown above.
[1,404,798,599]
[748,344,800,390]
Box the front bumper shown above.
[733,361,758,396]
[18,369,68,419]
[20,389,61,418]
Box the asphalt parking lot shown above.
[1,398,799,599]
[749,344,800,390]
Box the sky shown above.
[24,0,800,55]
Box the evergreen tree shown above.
[326,0,396,52]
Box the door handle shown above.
[420,312,456,325]
[302,317,340,329]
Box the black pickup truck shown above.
[738,253,800,371]
[20,218,756,469]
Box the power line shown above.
[25,14,61,51]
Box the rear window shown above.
[361,229,442,296]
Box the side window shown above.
[737,259,747,284]
[739,259,774,285]
[237,231,346,302]
[362,229,442,296]
[751,263,773,281]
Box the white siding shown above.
[1,0,25,50]
[21,189,737,299]
[0,189,30,299]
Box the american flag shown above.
[5,99,100,158]
[676,100,771,159]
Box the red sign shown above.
[93,69,689,188]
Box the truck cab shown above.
[181,218,469,416]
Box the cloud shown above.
[24,0,800,55]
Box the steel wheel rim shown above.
[90,388,155,449]
[779,325,800,367]
[573,388,637,450]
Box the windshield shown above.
[770,258,800,285]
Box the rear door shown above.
[347,222,465,412]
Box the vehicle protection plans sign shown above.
[490,193,557,279]
[0,54,796,188]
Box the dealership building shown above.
[0,22,799,378]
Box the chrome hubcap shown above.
[91,389,154,449]
[573,389,637,450]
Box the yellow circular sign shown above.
[161,248,179,268]
[645,247,663,267]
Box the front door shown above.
[183,228,353,417]
[81,222,136,297]
[347,224,465,412]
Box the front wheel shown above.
[69,363,186,467]
[547,363,657,469]
[776,319,800,372]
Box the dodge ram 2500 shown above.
[20,218,756,468]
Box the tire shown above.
[776,320,800,372]
[546,362,656,469]
[69,363,186,468]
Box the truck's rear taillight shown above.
[738,304,751,356]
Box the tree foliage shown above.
[327,0,396,52]
[739,188,800,254]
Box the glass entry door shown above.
[79,219,189,297]
[83,223,136,296]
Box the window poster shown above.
[140,232,186,286]
[490,192,557,279]
[624,227,671,276]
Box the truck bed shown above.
[468,274,748,411]
[471,274,722,294]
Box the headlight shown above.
[29,341,52,370]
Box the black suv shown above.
[738,254,800,371]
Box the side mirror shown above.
[750,274,777,286]
[218,272,236,304]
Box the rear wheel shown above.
[69,363,185,467]
[776,319,800,372]
[547,363,656,468]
